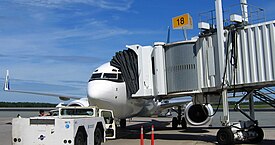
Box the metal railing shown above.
[199,3,266,29]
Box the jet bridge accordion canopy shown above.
[110,49,139,98]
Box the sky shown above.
[0,0,275,103]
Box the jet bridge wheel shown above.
[217,127,234,145]
[249,126,264,144]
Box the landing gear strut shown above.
[171,106,187,129]
[120,119,126,128]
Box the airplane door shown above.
[99,109,116,139]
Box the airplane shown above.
[3,62,214,129]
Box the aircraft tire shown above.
[120,119,126,128]
[181,117,187,129]
[172,117,178,129]
[217,127,234,145]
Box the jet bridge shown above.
[110,19,275,144]
[111,20,275,99]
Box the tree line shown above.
[0,102,57,107]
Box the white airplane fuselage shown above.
[87,62,159,119]
[3,62,213,127]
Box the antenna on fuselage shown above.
[166,26,170,43]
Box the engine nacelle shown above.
[67,98,89,107]
[184,102,213,126]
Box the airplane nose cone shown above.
[87,80,114,101]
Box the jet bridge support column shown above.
[249,92,255,120]
[221,89,230,126]
[215,0,230,126]
[214,0,234,144]
[218,89,264,145]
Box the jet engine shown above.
[184,102,213,126]
[67,98,89,107]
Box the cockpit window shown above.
[89,72,124,82]
[103,73,117,79]
[118,74,123,82]
[103,73,124,82]
[91,73,102,79]
[89,73,102,82]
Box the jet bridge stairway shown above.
[254,88,275,108]
[233,87,275,126]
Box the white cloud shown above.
[12,0,134,11]
[0,0,167,103]
[95,0,134,11]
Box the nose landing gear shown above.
[171,106,187,129]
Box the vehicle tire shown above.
[181,117,187,129]
[249,126,264,144]
[172,117,178,129]
[217,127,234,145]
[94,127,102,145]
[120,119,126,128]
[75,130,87,145]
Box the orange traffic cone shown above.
[151,125,155,145]
[140,126,144,145]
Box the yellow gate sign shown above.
[172,13,193,29]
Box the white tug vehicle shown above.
[12,106,116,145]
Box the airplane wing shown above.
[159,97,192,109]
[3,70,82,101]
[150,97,192,117]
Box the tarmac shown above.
[103,117,275,145]
[1,113,275,145]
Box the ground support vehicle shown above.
[12,106,116,145]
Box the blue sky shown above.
[0,0,275,103]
